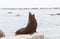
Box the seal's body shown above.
[15,12,37,35]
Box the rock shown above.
[50,14,54,15]
[0,33,44,39]
[50,13,60,16]
[30,33,44,39]
[0,30,5,38]
[8,12,12,14]
[55,13,60,15]
[16,14,20,16]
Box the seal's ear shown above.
[33,14,35,17]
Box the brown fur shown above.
[15,12,37,35]
[0,30,5,38]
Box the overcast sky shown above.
[0,0,60,8]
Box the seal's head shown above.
[29,12,35,22]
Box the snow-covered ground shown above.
[0,8,60,39]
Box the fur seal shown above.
[15,12,37,35]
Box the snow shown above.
[0,9,60,39]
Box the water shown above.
[0,9,60,39]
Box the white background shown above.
[0,0,60,8]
